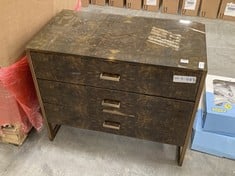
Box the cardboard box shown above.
[218,0,235,21]
[0,0,82,68]
[143,0,160,11]
[181,0,201,16]
[81,0,90,7]
[91,0,106,6]
[109,0,125,7]
[0,125,28,146]
[0,0,54,67]
[162,0,180,14]
[199,0,221,18]
[203,75,235,137]
[191,110,235,160]
[126,0,142,9]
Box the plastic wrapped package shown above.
[74,0,81,11]
[0,82,29,129]
[0,56,43,133]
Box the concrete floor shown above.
[1,6,235,176]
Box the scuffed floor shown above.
[1,6,235,176]
[1,126,235,176]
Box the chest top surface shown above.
[27,10,207,71]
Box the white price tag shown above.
[198,62,205,69]
[184,0,197,10]
[224,3,235,17]
[146,0,157,6]
[180,59,189,64]
[173,75,197,84]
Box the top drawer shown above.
[30,51,202,101]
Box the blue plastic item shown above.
[191,110,235,160]
[203,75,235,137]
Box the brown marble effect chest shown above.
[26,10,207,166]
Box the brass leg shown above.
[177,143,188,166]
[176,146,181,162]
[47,123,61,141]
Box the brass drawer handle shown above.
[103,121,120,130]
[100,72,120,82]
[102,99,120,108]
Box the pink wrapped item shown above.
[0,56,43,133]
[74,0,81,11]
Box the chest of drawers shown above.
[26,10,207,166]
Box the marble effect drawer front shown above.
[44,102,193,146]
[31,52,201,101]
[39,80,194,146]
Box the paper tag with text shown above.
[173,75,197,84]
[146,0,157,6]
[184,0,197,10]
[224,3,235,17]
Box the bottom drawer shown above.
[44,101,193,146]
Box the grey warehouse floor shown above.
[1,6,235,176]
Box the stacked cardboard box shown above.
[109,0,125,7]
[162,0,181,14]
[82,0,90,7]
[91,0,106,6]
[218,0,235,21]
[143,0,161,11]
[199,0,221,18]
[86,0,235,21]
[126,0,142,10]
[191,75,235,160]
[181,0,201,16]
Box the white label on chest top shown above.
[180,59,189,64]
[198,62,205,69]
[173,75,197,84]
